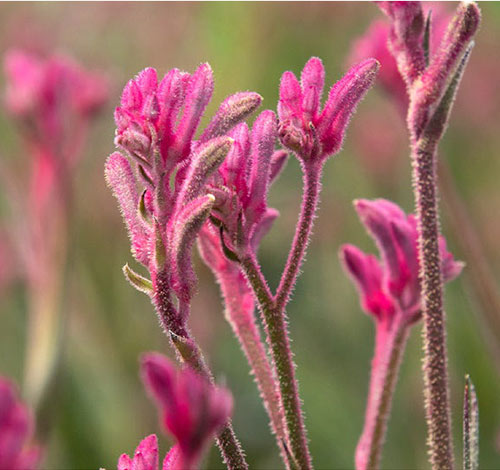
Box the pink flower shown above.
[116,435,180,470]
[141,353,232,470]
[340,199,463,324]
[205,111,288,260]
[0,377,40,470]
[277,56,379,161]
[106,65,262,331]
[4,49,108,163]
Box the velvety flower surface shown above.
[0,378,40,470]
[106,65,261,331]
[205,111,288,259]
[340,198,463,324]
[277,56,379,161]
[141,353,233,470]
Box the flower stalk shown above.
[355,316,409,470]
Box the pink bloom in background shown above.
[140,353,232,470]
[277,56,379,161]
[340,199,463,470]
[340,198,463,325]
[0,377,40,470]
[4,49,108,165]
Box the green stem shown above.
[241,255,312,470]
[355,317,410,470]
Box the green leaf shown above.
[423,9,432,67]
[424,41,474,143]
[463,374,479,470]
[122,263,153,297]
[138,189,152,226]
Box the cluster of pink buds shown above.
[0,377,40,470]
[115,353,232,470]
[277,56,379,162]
[374,1,480,141]
[340,198,463,326]
[106,65,262,335]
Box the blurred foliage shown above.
[1,2,500,469]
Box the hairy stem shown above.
[241,255,312,470]
[151,277,248,470]
[355,316,409,470]
[276,162,322,311]
[217,268,289,465]
[412,138,454,469]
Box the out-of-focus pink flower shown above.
[277,57,379,162]
[140,353,232,470]
[0,377,40,470]
[106,65,261,332]
[349,20,408,113]
[4,49,108,163]
[340,199,463,324]
[114,435,180,470]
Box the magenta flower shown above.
[341,198,463,324]
[141,353,232,470]
[205,111,288,260]
[340,199,463,470]
[277,56,379,161]
[0,377,40,470]
[106,65,261,334]
[116,435,180,470]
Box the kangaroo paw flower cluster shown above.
[341,198,463,325]
[278,57,379,162]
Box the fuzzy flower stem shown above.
[276,161,322,312]
[217,269,288,464]
[355,316,410,470]
[241,254,312,470]
[412,136,454,469]
[151,273,248,470]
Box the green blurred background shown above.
[1,2,499,469]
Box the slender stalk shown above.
[275,162,322,312]
[152,270,248,470]
[241,254,312,470]
[217,268,288,463]
[411,137,454,469]
[355,316,410,470]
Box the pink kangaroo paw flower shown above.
[278,56,379,161]
[141,353,232,470]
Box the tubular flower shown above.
[105,65,261,333]
[277,56,379,161]
[141,353,232,470]
[204,110,288,260]
[0,378,40,470]
[340,198,463,325]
